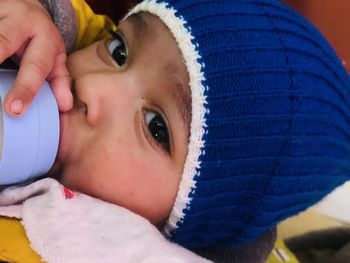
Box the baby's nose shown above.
[75,73,142,127]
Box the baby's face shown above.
[55,13,191,224]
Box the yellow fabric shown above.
[0,217,43,263]
[266,239,299,263]
[71,0,117,50]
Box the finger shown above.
[0,20,27,64]
[4,34,56,116]
[48,51,73,112]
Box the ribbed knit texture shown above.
[39,0,77,53]
[130,0,350,249]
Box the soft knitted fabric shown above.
[0,178,210,263]
[39,0,77,52]
[39,0,115,52]
[127,0,350,249]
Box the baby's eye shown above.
[107,31,128,67]
[144,110,170,153]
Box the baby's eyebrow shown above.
[127,14,147,38]
[166,66,192,132]
[174,81,191,132]
[128,13,192,133]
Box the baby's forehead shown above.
[121,11,192,128]
[123,13,147,32]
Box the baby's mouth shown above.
[71,84,87,114]
[56,83,86,168]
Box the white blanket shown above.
[0,178,211,263]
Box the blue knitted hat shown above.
[128,0,350,249]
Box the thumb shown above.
[47,51,73,112]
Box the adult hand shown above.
[0,0,73,116]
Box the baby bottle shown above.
[0,69,59,185]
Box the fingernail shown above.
[10,99,24,115]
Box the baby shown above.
[1,0,350,261]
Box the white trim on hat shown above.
[126,0,208,237]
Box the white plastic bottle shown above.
[0,69,59,185]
